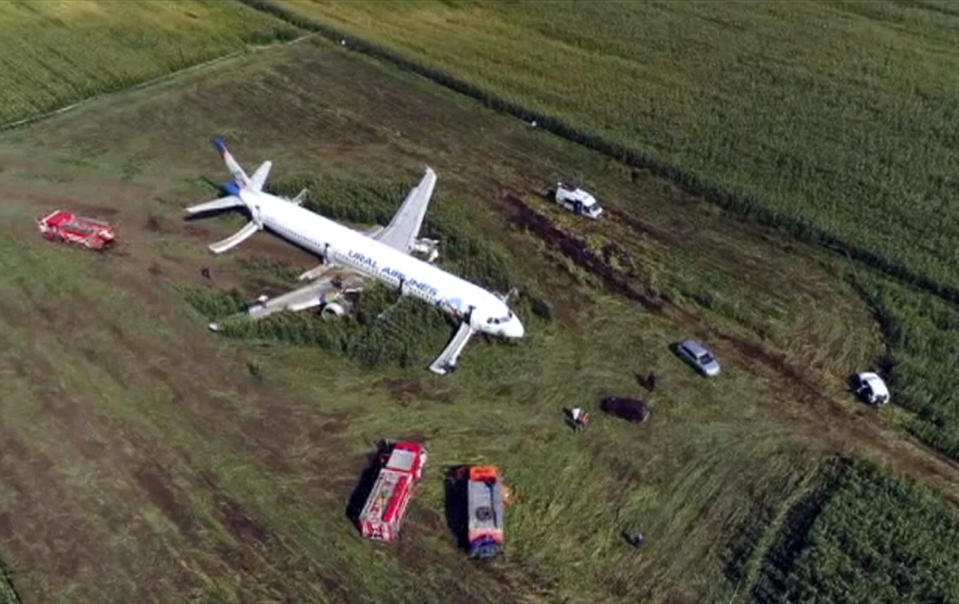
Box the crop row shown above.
[752,457,959,602]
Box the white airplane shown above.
[185,138,524,374]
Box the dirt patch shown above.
[306,415,348,446]
[378,377,454,404]
[220,497,271,545]
[608,208,683,248]
[135,463,198,536]
[179,220,209,238]
[0,514,12,541]
[716,332,827,409]
[145,214,163,232]
[73,203,119,218]
[505,193,663,312]
[601,241,637,276]
[200,472,271,545]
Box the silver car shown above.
[675,339,720,377]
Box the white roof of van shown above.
[859,372,889,397]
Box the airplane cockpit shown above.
[485,311,514,326]
[475,308,524,338]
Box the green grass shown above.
[0,0,300,126]
[752,457,959,603]
[0,28,955,604]
[269,0,959,299]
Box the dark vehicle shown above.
[601,397,649,423]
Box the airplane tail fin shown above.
[212,138,249,188]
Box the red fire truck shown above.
[38,210,115,250]
[357,442,427,541]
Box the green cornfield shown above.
[863,276,959,461]
[753,458,959,602]
[0,0,299,125]
[272,0,959,296]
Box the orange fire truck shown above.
[357,442,427,541]
[466,465,506,558]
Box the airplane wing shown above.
[374,167,437,253]
[247,270,365,320]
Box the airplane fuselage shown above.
[241,189,524,338]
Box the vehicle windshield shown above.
[699,353,714,364]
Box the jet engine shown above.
[321,299,353,319]
[412,238,440,263]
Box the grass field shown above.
[261,0,959,468]
[0,8,958,604]
[270,1,959,294]
[0,0,299,126]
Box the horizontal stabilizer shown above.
[429,322,475,375]
[208,221,259,254]
[184,195,242,215]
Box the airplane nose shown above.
[509,317,525,338]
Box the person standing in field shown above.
[645,372,657,391]
[569,407,589,432]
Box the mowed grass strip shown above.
[270,0,959,293]
[0,0,300,125]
